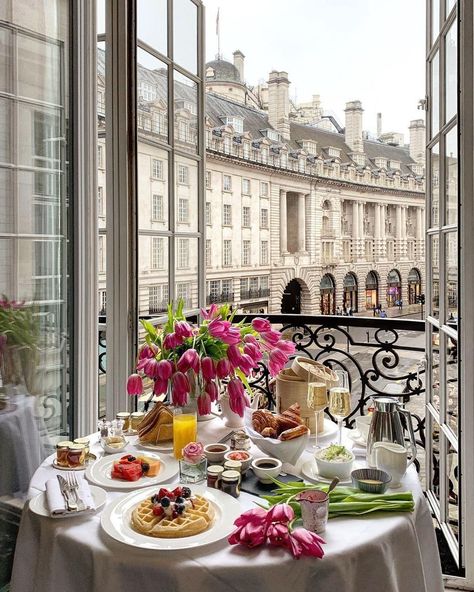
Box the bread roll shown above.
[279,424,309,441]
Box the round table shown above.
[0,394,46,497]
[10,419,443,592]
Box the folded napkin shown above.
[46,474,96,518]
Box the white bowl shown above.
[101,436,128,454]
[251,457,282,484]
[315,448,355,480]
[203,443,230,464]
[224,450,252,474]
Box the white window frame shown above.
[223,174,232,192]
[177,164,189,185]
[223,203,232,226]
[242,206,251,227]
[152,193,164,221]
[260,181,269,197]
[152,158,163,179]
[223,239,232,267]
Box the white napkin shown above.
[45,474,96,518]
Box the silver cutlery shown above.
[67,472,86,512]
[57,475,77,512]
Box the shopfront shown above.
[343,273,358,313]
[408,268,422,304]
[365,270,379,310]
[387,269,402,307]
[320,274,335,315]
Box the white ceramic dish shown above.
[52,460,87,471]
[100,483,241,550]
[204,443,230,464]
[136,440,174,453]
[251,458,282,484]
[85,452,178,490]
[315,448,355,480]
[301,459,364,485]
[29,485,107,518]
[347,430,367,448]
[224,450,252,473]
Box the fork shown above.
[66,473,86,512]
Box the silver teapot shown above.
[366,397,417,468]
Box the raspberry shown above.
[172,510,178,519]
[152,505,164,516]
[172,487,183,497]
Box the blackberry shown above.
[181,487,192,498]
[127,455,136,462]
[175,496,184,504]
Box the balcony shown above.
[240,288,270,300]
[206,292,235,305]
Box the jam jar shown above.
[231,430,251,451]
[221,470,241,498]
[116,412,131,431]
[224,459,242,474]
[207,465,224,489]
[56,441,73,467]
[130,411,145,431]
[67,443,86,467]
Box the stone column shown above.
[280,189,288,253]
[297,193,306,252]
[380,205,387,259]
[374,204,381,260]
[352,200,359,260]
[401,206,408,259]
[359,202,364,238]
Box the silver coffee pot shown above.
[366,397,417,468]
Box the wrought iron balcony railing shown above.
[206,292,235,305]
[240,288,270,300]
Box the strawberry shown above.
[172,487,183,498]
[152,505,164,516]
[158,488,173,500]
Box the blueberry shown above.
[127,455,136,462]
[160,496,171,508]
[181,487,191,498]
[175,496,184,504]
[176,505,185,515]
[141,462,150,473]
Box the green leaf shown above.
[140,319,157,338]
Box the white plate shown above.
[301,459,364,485]
[100,483,241,550]
[29,485,107,518]
[136,440,174,453]
[347,430,368,448]
[52,459,87,471]
[85,452,178,490]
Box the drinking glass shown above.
[173,408,197,459]
[329,370,351,445]
[307,381,328,450]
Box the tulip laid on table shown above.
[126,300,296,417]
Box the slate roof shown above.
[206,59,242,83]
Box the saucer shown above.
[301,459,364,485]
[347,430,367,448]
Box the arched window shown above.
[320,274,335,315]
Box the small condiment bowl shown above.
[251,457,282,484]
[101,435,128,454]
[204,443,230,464]
[351,468,392,493]
[315,448,355,480]
[224,450,252,474]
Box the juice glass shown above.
[173,409,197,459]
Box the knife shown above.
[57,475,77,512]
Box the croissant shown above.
[252,410,278,434]
[261,426,278,438]
[280,403,303,426]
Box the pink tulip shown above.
[228,507,268,548]
[220,327,241,345]
[153,378,168,395]
[139,344,158,360]
[275,340,296,354]
[208,318,231,339]
[174,320,193,338]
[197,392,211,416]
[268,347,288,376]
[201,357,216,381]
[267,503,294,525]
[244,343,263,363]
[228,378,249,417]
[177,349,200,373]
[238,353,255,376]
[205,380,219,402]
[267,522,290,548]
[251,317,271,333]
[144,358,161,379]
[261,329,282,346]
[127,373,143,396]
[200,303,219,320]
[156,359,173,381]
[227,344,243,367]
[288,528,325,559]
[216,358,231,379]
[163,332,184,350]
[244,334,259,346]
[171,372,190,406]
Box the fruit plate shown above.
[29,485,107,518]
[301,459,365,486]
[85,452,178,490]
[136,440,174,453]
[100,483,241,550]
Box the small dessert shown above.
[315,444,355,480]
[138,402,173,444]
[111,454,161,481]
[131,486,214,538]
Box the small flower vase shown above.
[179,456,207,483]
[219,393,245,428]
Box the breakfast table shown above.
[10,417,443,592]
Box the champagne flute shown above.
[329,370,351,445]
[307,381,328,450]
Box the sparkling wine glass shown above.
[329,370,351,445]
[307,381,328,450]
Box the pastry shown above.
[279,424,309,441]
[261,426,278,438]
[138,402,173,444]
[252,410,278,434]
[279,403,304,426]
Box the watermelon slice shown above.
[111,460,143,481]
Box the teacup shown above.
[355,415,372,441]
[251,457,282,484]
[204,443,230,464]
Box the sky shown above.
[203,0,426,140]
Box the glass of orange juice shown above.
[173,408,197,459]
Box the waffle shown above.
[131,495,214,538]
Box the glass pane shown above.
[446,334,458,434]
[17,104,62,170]
[0,169,13,233]
[138,235,169,315]
[430,328,440,411]
[432,0,440,43]
[174,71,198,154]
[429,416,441,510]
[0,97,11,163]
[446,232,458,319]
[0,26,11,92]
[175,237,199,309]
[429,234,440,318]
[175,156,198,232]
[445,20,457,123]
[97,41,106,121]
[431,51,439,137]
[446,0,455,18]
[138,150,169,229]
[430,144,439,227]
[447,450,460,544]
[97,0,105,35]
[138,0,167,56]
[137,49,168,144]
[17,33,61,104]
[445,126,458,226]
[173,0,197,74]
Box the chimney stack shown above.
[409,119,426,165]
[267,70,290,140]
[344,100,364,153]
[233,50,245,82]
[377,112,382,138]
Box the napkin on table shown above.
[45,474,96,518]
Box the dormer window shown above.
[206,67,215,78]
[410,163,423,175]
[374,157,387,169]
[352,153,365,166]
[223,116,243,133]
[327,146,341,159]
[389,160,400,170]
[265,129,280,142]
[175,100,196,115]
[138,82,156,101]
[302,140,318,155]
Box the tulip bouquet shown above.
[228,503,325,559]
[127,301,296,417]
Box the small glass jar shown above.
[130,411,145,431]
[207,465,224,489]
[224,459,242,474]
[116,412,131,431]
[67,443,86,467]
[73,437,90,457]
[179,456,207,484]
[221,470,241,498]
[231,430,251,451]
[56,440,73,467]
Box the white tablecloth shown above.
[11,418,443,592]
[0,395,46,496]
